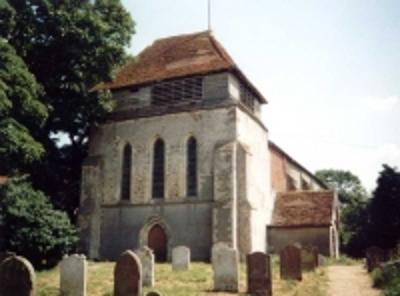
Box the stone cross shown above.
[135,246,155,287]
[114,250,142,296]
[0,255,36,296]
[172,246,190,271]
[247,252,272,296]
[366,246,385,272]
[60,254,87,296]
[301,246,319,271]
[211,243,239,292]
[280,244,302,281]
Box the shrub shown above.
[371,261,400,296]
[0,177,77,269]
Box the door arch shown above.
[148,224,167,262]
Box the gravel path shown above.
[327,265,381,296]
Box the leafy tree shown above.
[0,177,77,269]
[369,165,400,249]
[315,169,368,205]
[0,38,48,174]
[316,169,369,257]
[0,0,135,216]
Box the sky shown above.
[121,0,400,192]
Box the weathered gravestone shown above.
[301,246,319,271]
[212,244,239,292]
[0,252,15,265]
[60,254,87,296]
[172,246,190,271]
[0,255,36,296]
[280,244,302,281]
[114,250,142,296]
[247,252,272,296]
[366,246,385,272]
[135,246,154,287]
[146,291,162,296]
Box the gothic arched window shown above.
[152,138,165,199]
[121,144,132,201]
[187,137,197,196]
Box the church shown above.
[78,31,339,261]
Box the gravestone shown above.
[135,246,155,287]
[0,255,36,296]
[280,244,302,281]
[172,246,190,271]
[247,252,272,296]
[146,291,162,296]
[0,252,15,265]
[366,246,385,272]
[301,246,318,271]
[60,254,87,296]
[318,254,327,266]
[211,244,239,292]
[114,250,142,296]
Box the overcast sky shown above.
[121,0,400,192]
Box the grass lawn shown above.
[37,257,328,296]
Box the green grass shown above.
[36,259,328,296]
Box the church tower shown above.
[79,31,272,260]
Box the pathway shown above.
[326,265,381,296]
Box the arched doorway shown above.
[148,224,167,262]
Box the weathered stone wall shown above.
[236,108,270,254]
[100,201,213,260]
[267,226,332,256]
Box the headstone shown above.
[318,254,327,266]
[135,246,155,287]
[211,244,239,292]
[366,246,385,272]
[172,246,190,271]
[0,252,15,265]
[0,255,36,296]
[114,250,142,296]
[247,252,272,296]
[146,291,162,296]
[280,244,302,281]
[60,254,87,296]
[301,246,318,271]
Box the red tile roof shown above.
[271,191,337,227]
[96,31,267,103]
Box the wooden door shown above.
[148,224,167,262]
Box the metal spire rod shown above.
[208,0,212,31]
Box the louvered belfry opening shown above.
[151,76,203,106]
[152,138,165,199]
[121,144,132,201]
[240,83,256,111]
[187,137,197,196]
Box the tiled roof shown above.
[96,31,267,103]
[271,191,336,227]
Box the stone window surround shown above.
[117,134,201,205]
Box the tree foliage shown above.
[0,178,77,269]
[0,38,48,174]
[369,165,400,249]
[316,169,369,257]
[315,169,367,205]
[0,0,135,216]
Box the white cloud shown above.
[366,95,399,112]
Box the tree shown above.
[0,178,77,269]
[315,169,367,205]
[316,169,369,257]
[0,38,48,174]
[369,165,400,249]
[0,0,135,216]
